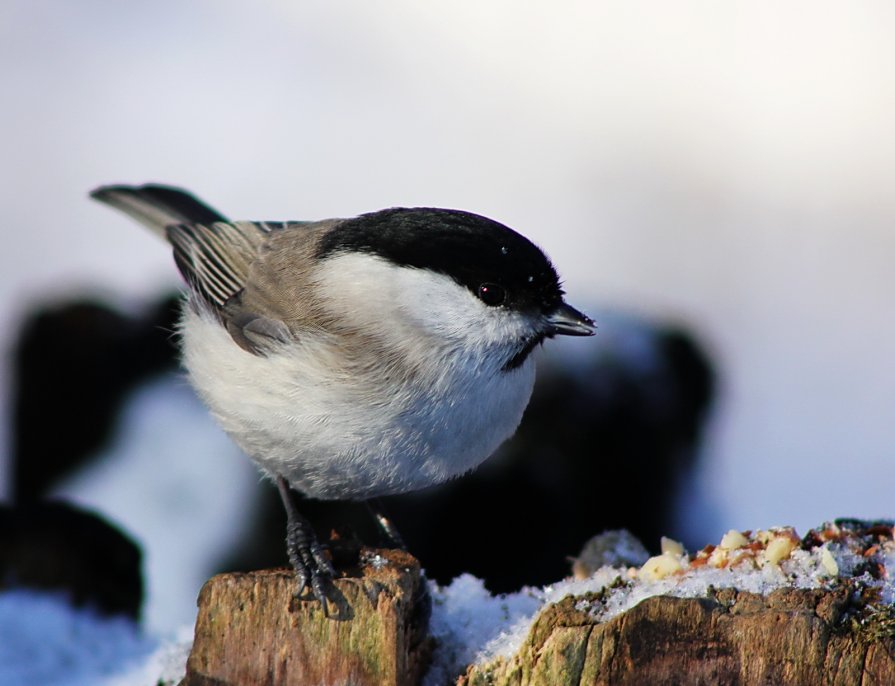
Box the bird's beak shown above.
[546,302,596,336]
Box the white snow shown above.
[422,574,541,686]
[102,625,193,686]
[0,590,156,686]
[0,589,192,686]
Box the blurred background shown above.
[2,0,893,638]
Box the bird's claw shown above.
[279,476,336,615]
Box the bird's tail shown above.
[90,184,228,238]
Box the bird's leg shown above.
[366,498,407,551]
[275,476,334,613]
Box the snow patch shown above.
[422,574,540,686]
[0,590,155,686]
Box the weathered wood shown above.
[180,548,431,686]
[459,583,895,686]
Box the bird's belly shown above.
[180,308,536,500]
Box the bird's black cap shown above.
[317,207,565,315]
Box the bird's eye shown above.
[477,283,506,306]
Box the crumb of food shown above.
[639,551,686,581]
[660,537,685,556]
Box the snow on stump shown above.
[459,584,895,685]
[180,548,431,686]
[450,521,895,686]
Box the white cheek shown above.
[315,252,532,348]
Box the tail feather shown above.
[90,184,227,238]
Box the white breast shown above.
[179,254,539,500]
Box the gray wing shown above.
[91,183,308,354]
[170,220,310,354]
[167,220,270,310]
[90,183,265,307]
[169,220,326,355]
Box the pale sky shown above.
[3,0,894,542]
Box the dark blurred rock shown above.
[10,295,180,501]
[0,500,143,619]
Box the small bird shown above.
[91,184,595,611]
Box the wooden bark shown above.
[180,548,431,686]
[460,583,895,686]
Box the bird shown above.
[91,183,595,613]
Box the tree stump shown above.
[459,582,895,686]
[180,548,431,686]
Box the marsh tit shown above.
[91,184,595,610]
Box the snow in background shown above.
[5,376,255,683]
[52,377,260,634]
[0,590,155,686]
[1,1,895,677]
[102,624,193,686]
[0,588,192,686]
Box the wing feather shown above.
[167,221,270,310]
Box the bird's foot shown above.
[284,516,334,611]
[277,476,335,615]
